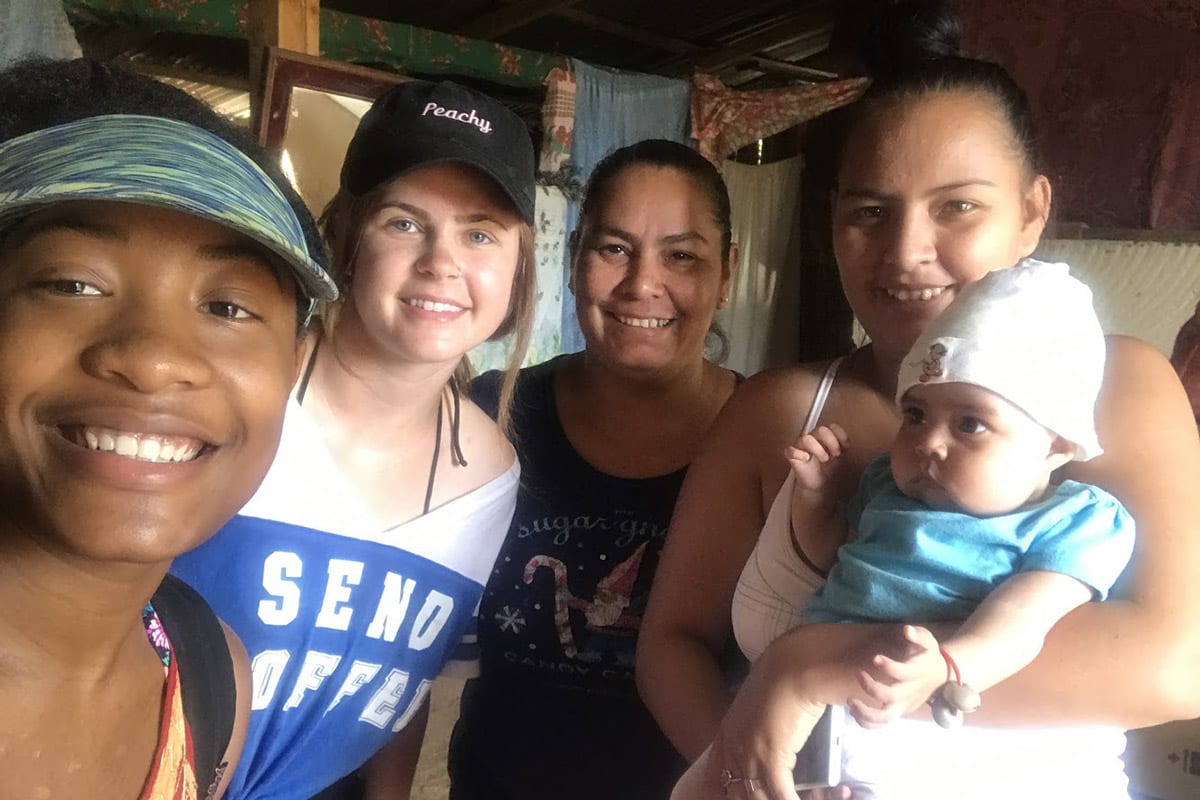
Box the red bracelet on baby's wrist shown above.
[939,646,962,684]
[930,647,980,729]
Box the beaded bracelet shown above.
[930,648,982,729]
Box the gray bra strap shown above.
[801,357,844,435]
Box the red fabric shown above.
[1171,301,1200,420]
[1151,50,1200,228]
[956,0,1200,230]
[690,72,868,165]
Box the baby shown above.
[784,260,1135,795]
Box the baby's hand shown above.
[847,625,945,728]
[786,423,849,494]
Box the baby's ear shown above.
[1045,435,1076,471]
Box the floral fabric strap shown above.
[139,604,201,800]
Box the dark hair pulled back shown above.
[572,139,733,364]
[849,0,1040,175]
[577,139,734,261]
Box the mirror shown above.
[258,47,410,216]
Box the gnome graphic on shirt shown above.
[523,543,649,663]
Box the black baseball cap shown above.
[340,80,536,224]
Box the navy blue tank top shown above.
[450,355,709,800]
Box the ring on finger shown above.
[720,770,760,794]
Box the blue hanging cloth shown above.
[561,59,692,353]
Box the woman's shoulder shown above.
[1105,333,1166,356]
[1104,333,1172,369]
[722,361,839,427]
[1097,335,1185,416]
[698,360,844,476]
[741,360,834,392]
[1066,333,1196,493]
[470,355,564,419]
[457,395,519,482]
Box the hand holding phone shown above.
[793,704,844,791]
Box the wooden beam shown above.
[247,0,321,135]
[74,23,159,61]
[742,54,838,81]
[247,0,320,55]
[498,0,830,82]
[554,7,700,56]
[691,9,832,73]
[114,56,251,93]
[458,0,580,40]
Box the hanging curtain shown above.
[469,185,569,375]
[559,59,692,353]
[717,156,805,376]
[1,0,81,68]
[690,72,868,165]
[959,0,1199,229]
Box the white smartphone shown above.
[793,704,845,791]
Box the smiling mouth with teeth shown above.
[884,286,947,302]
[65,426,207,464]
[614,314,674,329]
[404,298,465,313]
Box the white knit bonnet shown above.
[895,259,1106,461]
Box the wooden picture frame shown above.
[256,46,411,152]
[254,47,412,213]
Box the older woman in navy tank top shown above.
[449,139,742,800]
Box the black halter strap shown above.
[297,337,467,517]
[296,336,321,405]
[425,381,469,515]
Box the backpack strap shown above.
[151,574,237,799]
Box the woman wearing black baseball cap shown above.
[171,79,537,800]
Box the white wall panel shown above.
[1036,239,1200,356]
[852,240,1200,357]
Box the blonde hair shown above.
[318,185,536,432]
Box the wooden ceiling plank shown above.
[76,23,159,60]
[712,8,813,45]
[112,56,251,92]
[692,9,833,73]
[554,7,700,56]
[758,31,835,65]
[742,55,838,81]
[458,0,582,40]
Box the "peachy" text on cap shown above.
[421,102,492,134]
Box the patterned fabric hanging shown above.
[539,67,577,176]
[690,72,869,165]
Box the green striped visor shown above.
[0,114,337,320]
